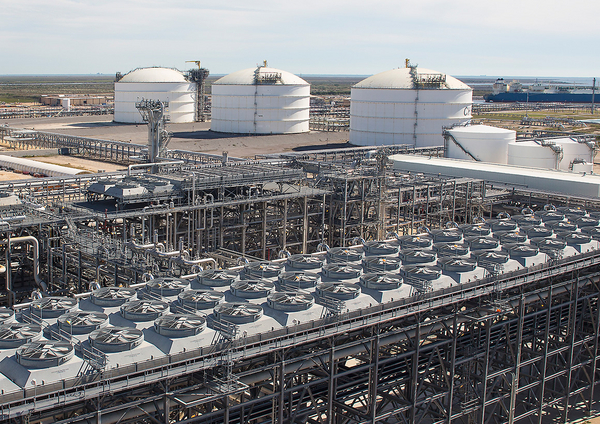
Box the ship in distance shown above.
[484,78,598,103]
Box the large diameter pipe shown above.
[127,161,184,176]
[0,236,47,292]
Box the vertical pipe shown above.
[447,310,458,424]
[587,284,600,415]
[410,319,421,422]
[562,278,579,423]
[509,295,525,424]
[480,317,492,424]
[537,286,553,424]
[369,330,380,423]
[278,358,285,423]
[327,342,336,421]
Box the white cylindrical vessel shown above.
[508,138,595,172]
[446,125,515,164]
[508,141,559,170]
[350,67,472,147]
[210,65,310,134]
[114,67,196,124]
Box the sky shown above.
[1,0,598,77]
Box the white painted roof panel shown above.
[354,67,471,90]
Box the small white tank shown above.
[507,141,560,170]
[508,138,595,172]
[446,125,515,164]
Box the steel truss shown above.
[4,251,600,423]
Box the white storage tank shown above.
[507,138,595,172]
[446,125,515,164]
[210,62,310,134]
[114,67,196,124]
[350,64,472,147]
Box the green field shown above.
[0,74,363,104]
[0,75,114,104]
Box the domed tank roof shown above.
[119,67,188,83]
[214,66,308,86]
[354,67,470,90]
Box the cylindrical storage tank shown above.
[114,67,196,123]
[446,125,515,164]
[350,66,472,147]
[508,141,558,169]
[210,64,310,134]
[507,138,594,172]
[557,138,595,173]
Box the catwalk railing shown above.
[2,249,600,420]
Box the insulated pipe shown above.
[127,161,184,176]
[125,241,155,251]
[0,236,47,292]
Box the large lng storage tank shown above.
[114,67,196,124]
[350,65,472,147]
[210,63,310,134]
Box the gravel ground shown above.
[4,115,349,159]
